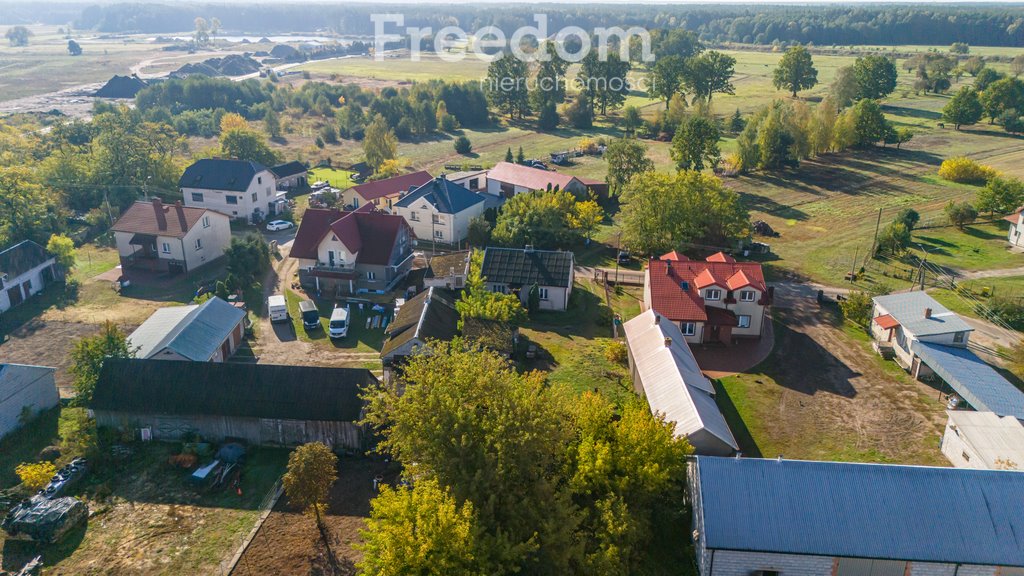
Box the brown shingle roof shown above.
[111,199,216,238]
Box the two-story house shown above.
[180,159,283,222]
[111,199,232,276]
[479,246,574,311]
[1006,205,1024,248]
[644,252,770,345]
[392,177,485,244]
[0,240,59,313]
[291,207,415,295]
[342,171,433,211]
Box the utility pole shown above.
[849,247,859,281]
[614,231,622,285]
[867,207,883,268]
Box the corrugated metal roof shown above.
[913,341,1024,420]
[946,410,1024,470]
[872,292,973,337]
[694,456,1024,566]
[623,310,737,453]
[0,364,56,404]
[128,297,245,361]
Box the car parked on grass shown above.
[298,299,321,331]
[265,220,294,232]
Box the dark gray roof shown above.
[0,241,53,281]
[426,251,470,279]
[381,287,459,358]
[270,161,307,178]
[480,247,574,288]
[394,177,484,214]
[913,341,1024,420]
[693,456,1024,566]
[92,359,376,422]
[179,159,269,192]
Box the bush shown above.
[16,461,57,491]
[453,135,472,154]
[937,157,999,185]
[945,200,978,230]
[58,407,97,460]
[839,291,874,328]
[603,340,628,365]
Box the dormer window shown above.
[705,288,722,301]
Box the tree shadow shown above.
[736,190,810,221]
[882,105,941,121]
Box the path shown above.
[956,264,1024,280]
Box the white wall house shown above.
[180,159,283,222]
[480,247,574,311]
[689,456,1024,576]
[0,364,58,439]
[393,177,485,244]
[484,162,587,199]
[0,240,58,313]
[871,292,973,373]
[128,297,247,362]
[941,410,1024,471]
[1006,206,1024,248]
[111,199,232,275]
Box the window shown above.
[538,287,549,300]
[432,214,441,224]
[434,230,444,239]
[257,176,262,185]
[352,197,360,208]
[226,196,238,205]
[194,238,203,251]
[681,322,696,336]
[492,284,507,294]
[366,271,376,281]
[740,290,755,302]
[265,187,271,196]
[191,192,204,203]
[953,331,965,343]
[738,315,751,329]
[161,242,171,254]
[410,211,419,221]
[202,216,210,228]
[251,193,257,202]
[705,288,722,301]
[962,451,971,462]
[469,177,479,189]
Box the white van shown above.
[329,305,350,339]
[267,294,288,323]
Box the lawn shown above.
[283,288,387,354]
[308,166,355,189]
[927,275,1024,321]
[912,221,1019,273]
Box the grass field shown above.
[283,288,387,353]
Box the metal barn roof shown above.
[913,341,1024,420]
[128,297,246,361]
[872,292,972,337]
[623,310,737,454]
[693,456,1024,566]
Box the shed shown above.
[942,410,1024,470]
[912,341,1024,420]
[91,359,377,449]
[0,364,58,439]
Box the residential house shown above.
[644,252,770,345]
[270,161,309,190]
[111,199,231,275]
[424,251,471,290]
[480,246,575,311]
[127,296,246,362]
[291,208,415,295]
[92,359,377,449]
[688,456,1024,576]
[0,240,59,313]
[623,310,738,455]
[180,158,282,222]
[941,410,1024,471]
[393,177,485,244]
[445,169,487,192]
[380,287,459,369]
[0,364,58,439]
[342,170,433,211]
[484,162,588,199]
[871,291,973,370]
[1006,205,1024,248]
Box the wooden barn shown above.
[91,359,377,450]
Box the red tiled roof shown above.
[1005,212,1022,224]
[487,162,579,191]
[351,171,432,202]
[647,258,768,323]
[706,306,739,327]
[873,314,900,330]
[660,250,689,261]
[111,199,218,238]
[291,208,411,265]
[706,251,737,263]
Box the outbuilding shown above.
[0,364,58,440]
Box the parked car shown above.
[329,305,350,339]
[524,160,549,170]
[267,295,288,323]
[266,220,294,232]
[617,251,632,265]
[298,299,320,331]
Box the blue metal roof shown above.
[394,177,483,214]
[129,297,246,361]
[913,341,1024,420]
[694,456,1024,566]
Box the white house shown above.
[689,456,1024,576]
[623,310,738,455]
[111,199,232,276]
[484,162,588,199]
[342,171,432,212]
[127,296,247,362]
[643,252,771,345]
[479,247,574,311]
[941,410,1024,471]
[0,364,58,439]
[270,161,308,190]
[0,240,59,313]
[871,291,973,374]
[1006,205,1024,248]
[424,251,471,290]
[392,176,485,244]
[444,169,487,193]
[180,158,283,222]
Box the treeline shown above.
[53,3,1024,47]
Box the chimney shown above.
[174,201,188,232]
[653,314,661,325]
[664,336,672,348]
[924,307,933,319]
[152,198,167,231]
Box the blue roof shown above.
[872,291,972,337]
[912,341,1024,420]
[128,297,246,361]
[694,456,1024,566]
[394,177,483,214]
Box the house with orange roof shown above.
[484,162,588,199]
[642,251,771,345]
[1006,205,1024,248]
